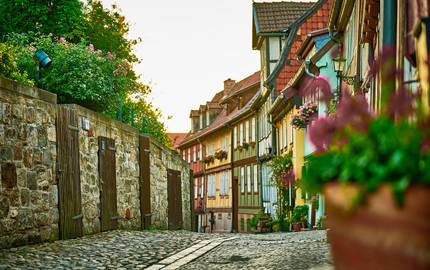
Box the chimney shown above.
[223,78,235,96]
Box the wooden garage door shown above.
[167,169,183,230]
[98,136,118,231]
[56,106,83,239]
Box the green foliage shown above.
[0,42,33,85]
[83,1,139,62]
[291,205,308,225]
[0,0,84,40]
[316,216,325,230]
[247,216,258,229]
[302,117,430,206]
[269,151,293,189]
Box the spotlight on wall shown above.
[34,50,52,82]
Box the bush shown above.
[291,205,309,226]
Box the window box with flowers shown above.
[242,142,249,151]
[214,149,228,160]
[291,102,318,129]
[203,155,214,164]
[236,145,243,151]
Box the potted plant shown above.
[242,142,249,150]
[203,155,214,164]
[300,49,430,269]
[291,101,318,129]
[214,149,227,160]
[291,205,308,232]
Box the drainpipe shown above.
[382,0,397,47]
[328,0,342,43]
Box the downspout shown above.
[255,107,264,212]
[381,0,397,106]
[328,0,343,43]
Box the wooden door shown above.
[232,176,239,232]
[167,169,183,230]
[139,135,151,229]
[57,106,83,239]
[98,136,118,231]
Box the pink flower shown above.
[59,36,66,43]
[96,49,102,54]
[87,44,95,52]
[107,51,113,60]
[336,91,373,132]
[308,117,338,152]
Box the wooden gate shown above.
[232,176,239,232]
[56,106,83,239]
[98,136,118,231]
[167,169,182,230]
[139,135,151,229]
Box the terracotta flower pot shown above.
[292,223,301,232]
[324,183,430,270]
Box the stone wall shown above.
[0,77,58,248]
[0,77,191,249]
[67,104,141,234]
[149,140,191,230]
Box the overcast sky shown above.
[100,0,261,132]
[99,0,259,132]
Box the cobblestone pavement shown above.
[0,230,332,270]
[0,230,227,269]
[180,230,332,270]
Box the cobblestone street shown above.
[0,230,331,269]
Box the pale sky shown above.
[100,0,261,132]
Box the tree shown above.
[0,0,84,41]
[82,1,139,62]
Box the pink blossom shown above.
[308,117,338,152]
[336,91,373,132]
[59,36,66,43]
[87,44,95,52]
[96,49,102,55]
[107,51,113,60]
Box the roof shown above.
[253,1,316,34]
[265,0,331,91]
[167,133,188,149]
[221,71,261,103]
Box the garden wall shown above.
[0,77,58,248]
[0,77,191,249]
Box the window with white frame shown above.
[207,175,216,197]
[194,178,198,198]
[239,123,244,145]
[207,143,215,156]
[279,122,283,150]
[289,119,294,144]
[245,120,250,143]
[247,166,251,193]
[199,114,203,129]
[206,111,210,126]
[219,170,230,196]
[182,150,186,161]
[283,118,287,148]
[240,167,245,193]
[251,117,256,142]
[199,144,203,160]
[220,172,224,196]
[187,148,190,163]
[253,164,258,193]
[201,177,204,197]
[268,37,283,75]
[233,126,238,149]
[193,145,196,162]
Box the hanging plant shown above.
[242,142,249,150]
[291,102,318,129]
[214,149,227,160]
[269,150,294,189]
[203,155,214,164]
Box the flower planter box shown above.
[324,183,430,270]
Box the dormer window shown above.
[206,111,210,126]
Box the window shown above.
[193,145,196,162]
[187,148,190,163]
[268,37,282,74]
[245,121,250,143]
[283,118,287,148]
[239,123,244,144]
[253,165,258,193]
[220,170,230,196]
[233,126,238,149]
[199,114,203,129]
[247,166,251,193]
[201,177,204,197]
[279,122,283,150]
[220,172,225,196]
[182,150,186,161]
[207,143,215,156]
[289,121,294,144]
[194,178,198,198]
[218,213,222,220]
[227,213,231,220]
[207,175,216,197]
[240,167,245,193]
[206,111,210,126]
[251,117,256,142]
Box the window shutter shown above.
[252,117,256,142]
[245,121,250,143]
[240,167,245,193]
[247,166,251,192]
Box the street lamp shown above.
[34,50,51,83]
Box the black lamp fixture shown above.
[34,49,52,82]
[332,54,355,86]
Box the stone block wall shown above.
[67,104,141,234]
[149,139,191,230]
[0,77,58,248]
[0,77,191,249]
